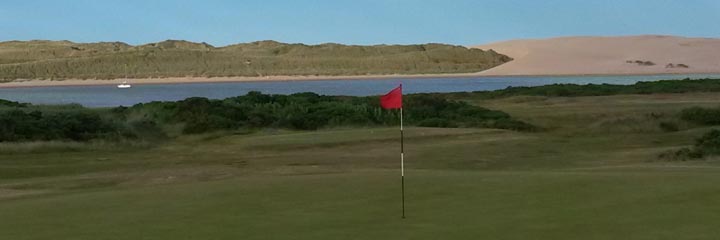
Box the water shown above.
[1,74,719,108]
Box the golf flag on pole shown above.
[380,85,402,109]
[381,84,405,219]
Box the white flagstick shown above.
[400,107,405,219]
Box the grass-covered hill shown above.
[0,40,511,81]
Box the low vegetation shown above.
[0,40,511,81]
[680,106,720,125]
[0,92,533,143]
[626,60,656,66]
[0,109,118,142]
[6,78,720,144]
[438,78,720,99]
[666,63,690,68]
[661,129,720,160]
[660,105,720,160]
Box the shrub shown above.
[489,119,539,132]
[641,61,656,66]
[0,109,117,142]
[680,107,720,125]
[662,129,720,161]
[119,92,535,134]
[0,91,536,143]
[659,147,703,161]
[695,129,720,155]
[126,119,167,140]
[461,78,720,100]
[0,99,28,108]
[659,121,680,132]
[418,118,457,128]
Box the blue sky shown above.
[1,0,718,46]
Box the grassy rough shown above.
[0,40,511,81]
[3,92,720,239]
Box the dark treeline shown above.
[119,92,536,134]
[0,92,534,142]
[0,109,117,142]
[439,78,720,99]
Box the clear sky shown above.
[1,0,718,46]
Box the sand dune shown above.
[473,35,720,76]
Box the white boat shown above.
[117,81,132,89]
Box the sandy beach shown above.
[473,35,720,76]
[0,73,488,88]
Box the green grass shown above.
[3,92,720,239]
[3,169,720,239]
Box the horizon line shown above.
[3,34,720,48]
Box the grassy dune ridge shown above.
[0,40,511,81]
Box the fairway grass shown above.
[2,92,720,239]
[2,169,720,239]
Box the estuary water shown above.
[1,74,719,108]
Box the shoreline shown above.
[2,71,720,89]
[0,73,482,89]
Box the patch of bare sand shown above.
[473,35,720,76]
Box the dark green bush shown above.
[662,129,720,161]
[680,107,720,125]
[0,99,28,108]
[489,119,539,132]
[122,92,534,134]
[447,78,720,100]
[418,118,458,128]
[126,119,167,140]
[659,147,703,161]
[0,91,535,142]
[0,109,117,142]
[695,129,720,155]
[659,121,680,132]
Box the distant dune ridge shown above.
[473,35,720,76]
[3,35,720,85]
[0,40,510,81]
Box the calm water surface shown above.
[1,74,719,107]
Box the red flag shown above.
[380,85,402,109]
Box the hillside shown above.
[0,40,511,81]
[473,35,720,76]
